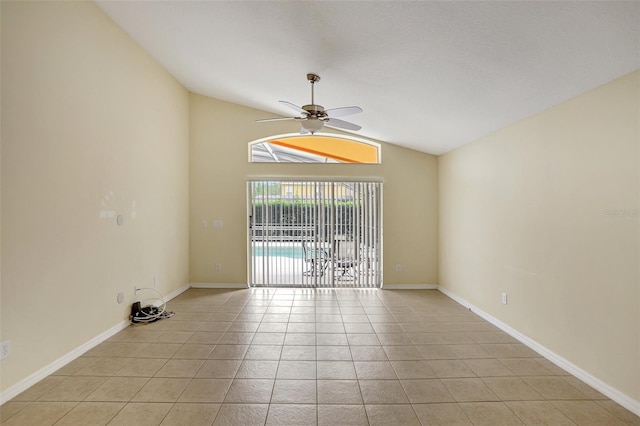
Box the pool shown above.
[252,245,304,259]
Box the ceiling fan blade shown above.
[279,100,307,115]
[256,117,298,123]
[325,118,361,131]
[324,106,363,118]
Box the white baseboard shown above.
[382,284,438,290]
[0,320,129,405]
[190,282,249,289]
[0,284,191,405]
[437,286,640,417]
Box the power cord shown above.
[130,287,175,324]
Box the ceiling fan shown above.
[256,73,362,135]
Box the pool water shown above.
[253,245,304,259]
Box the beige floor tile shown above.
[451,344,491,359]
[316,361,356,380]
[317,380,363,404]
[84,342,147,358]
[523,376,589,400]
[52,357,94,376]
[218,332,255,345]
[316,333,349,346]
[271,380,317,403]
[506,401,576,425]
[359,380,409,404]
[347,333,381,346]
[373,323,405,333]
[467,331,518,344]
[429,359,476,378]
[562,376,608,399]
[286,322,315,333]
[55,402,125,425]
[114,358,168,377]
[252,332,286,345]
[257,323,288,333]
[344,323,375,333]
[442,378,500,402]
[39,376,108,401]
[481,344,538,358]
[132,378,190,402]
[155,359,204,378]
[0,401,30,423]
[316,323,346,334]
[11,376,66,401]
[383,345,423,360]
[482,377,543,401]
[376,333,413,346]
[160,403,220,425]
[185,332,224,345]
[276,360,317,379]
[75,358,129,376]
[413,403,472,425]
[459,402,523,426]
[350,346,388,361]
[212,403,269,425]
[85,377,149,402]
[133,343,182,358]
[365,404,421,426]
[552,400,627,425]
[281,345,316,360]
[172,344,215,359]
[208,344,248,359]
[463,358,514,377]
[391,360,436,379]
[244,345,283,360]
[596,400,640,425]
[353,361,398,380]
[107,402,173,426]
[198,322,231,332]
[283,333,316,345]
[227,322,260,332]
[224,379,275,403]
[195,359,242,378]
[498,358,554,376]
[235,360,279,378]
[400,379,455,403]
[2,402,77,426]
[154,331,195,343]
[316,345,352,361]
[178,379,233,403]
[318,404,368,425]
[266,404,317,425]
[416,344,458,360]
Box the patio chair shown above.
[302,240,329,276]
[334,239,357,280]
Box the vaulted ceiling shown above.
[96,1,640,155]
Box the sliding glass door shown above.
[248,179,382,288]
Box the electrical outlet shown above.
[213,220,223,228]
[215,263,222,271]
[1,340,11,360]
[502,293,508,305]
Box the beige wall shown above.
[1,1,190,393]
[439,71,640,400]
[189,93,438,286]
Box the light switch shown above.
[201,220,207,228]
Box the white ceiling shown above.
[96,1,640,155]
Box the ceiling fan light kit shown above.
[257,73,362,135]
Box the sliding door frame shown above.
[247,176,384,288]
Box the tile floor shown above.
[2,288,639,425]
